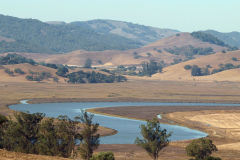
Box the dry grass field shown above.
[1,63,240,159]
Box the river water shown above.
[10,102,239,144]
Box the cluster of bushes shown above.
[171,58,183,65]
[153,48,162,53]
[190,65,211,76]
[185,63,240,76]
[0,54,63,70]
[4,68,14,76]
[0,110,102,159]
[164,45,214,59]
[67,70,127,84]
[133,52,140,59]
[211,63,240,74]
[14,68,25,74]
[138,60,163,77]
[26,70,52,82]
[3,67,25,76]
[0,53,35,65]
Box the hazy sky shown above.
[0,0,239,32]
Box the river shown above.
[10,102,237,144]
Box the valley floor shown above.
[1,79,240,159]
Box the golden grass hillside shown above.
[0,63,112,83]
[152,50,240,82]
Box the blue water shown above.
[10,102,239,144]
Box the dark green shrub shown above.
[186,138,217,160]
[206,65,212,68]
[90,151,115,160]
[191,65,202,76]
[14,68,25,74]
[231,57,238,61]
[204,156,222,160]
[184,65,191,71]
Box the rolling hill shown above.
[202,30,240,48]
[152,50,240,82]
[0,14,143,53]
[15,33,229,67]
[69,19,179,45]
[0,63,112,83]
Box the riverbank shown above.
[90,105,240,159]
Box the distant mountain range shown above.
[69,19,179,45]
[0,14,240,55]
[0,15,178,54]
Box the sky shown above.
[0,0,240,33]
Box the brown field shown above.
[1,64,240,159]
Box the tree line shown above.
[185,63,240,76]
[66,70,127,84]
[164,45,214,60]
[0,110,101,159]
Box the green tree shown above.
[201,67,210,76]
[56,115,81,158]
[3,111,45,154]
[147,52,152,57]
[28,59,36,65]
[35,75,44,83]
[186,138,218,160]
[135,118,172,160]
[158,64,163,73]
[184,65,192,70]
[133,52,138,56]
[206,65,212,68]
[191,65,202,76]
[83,58,92,69]
[14,68,25,74]
[231,57,238,61]
[37,118,60,156]
[77,110,100,160]
[56,67,69,77]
